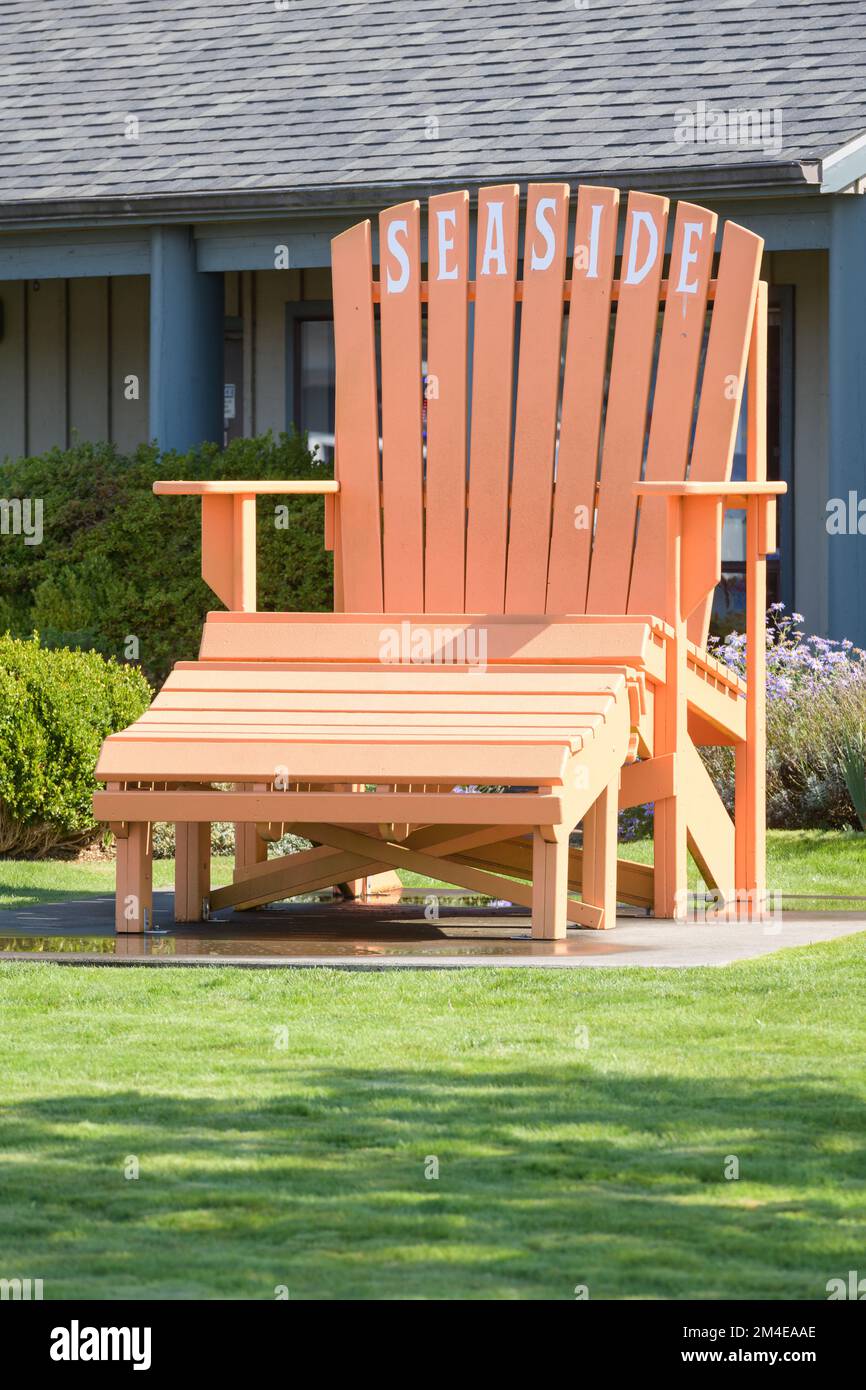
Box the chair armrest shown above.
[153,480,340,495]
[633,481,784,627]
[633,480,785,507]
[154,480,341,611]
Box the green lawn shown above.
[0,855,236,910]
[621,829,866,907]
[1,829,864,910]
[0,934,864,1299]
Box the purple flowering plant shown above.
[704,605,866,830]
[619,606,866,837]
[708,603,866,702]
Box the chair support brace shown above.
[154,479,341,611]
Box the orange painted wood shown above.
[165,478,337,607]
[531,828,569,938]
[233,495,257,611]
[174,821,210,922]
[115,822,152,934]
[634,480,784,497]
[154,686,621,710]
[464,184,519,612]
[586,191,669,615]
[653,497,689,917]
[155,481,339,495]
[628,201,717,620]
[234,782,268,878]
[736,282,768,905]
[217,822,527,912]
[373,277,714,306]
[197,614,653,666]
[137,714,604,741]
[163,669,635,697]
[96,789,570,827]
[581,778,618,928]
[164,663,649,693]
[200,494,234,610]
[98,186,780,932]
[378,200,424,609]
[618,752,676,809]
[569,844,654,908]
[505,183,570,612]
[299,820,601,930]
[95,740,574,786]
[687,220,763,646]
[683,737,735,895]
[425,189,469,611]
[546,185,619,613]
[331,219,384,610]
[680,495,724,622]
[323,492,335,550]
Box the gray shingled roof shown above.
[1,0,865,211]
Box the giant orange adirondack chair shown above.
[94,184,785,937]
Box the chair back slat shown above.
[585,190,669,614]
[546,185,619,613]
[464,184,520,612]
[627,201,717,620]
[331,219,384,611]
[504,182,570,612]
[685,220,763,645]
[424,190,470,612]
[378,200,425,610]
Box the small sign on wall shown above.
[224,383,236,421]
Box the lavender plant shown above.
[702,605,866,830]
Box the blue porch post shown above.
[828,196,866,647]
[149,226,223,452]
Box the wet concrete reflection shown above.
[0,900,640,960]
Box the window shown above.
[286,304,335,465]
[223,315,244,446]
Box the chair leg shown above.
[531,828,568,940]
[735,739,766,915]
[175,821,211,922]
[582,778,618,928]
[116,823,153,934]
[339,871,403,902]
[653,797,687,919]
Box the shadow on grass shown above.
[1,1067,863,1300]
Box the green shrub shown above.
[0,635,151,856]
[150,823,311,859]
[0,432,333,687]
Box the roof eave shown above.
[819,132,866,192]
[0,160,823,232]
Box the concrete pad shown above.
[0,893,863,968]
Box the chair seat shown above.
[95,660,633,785]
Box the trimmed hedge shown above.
[0,432,333,687]
[0,635,152,856]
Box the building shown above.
[1,0,865,641]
